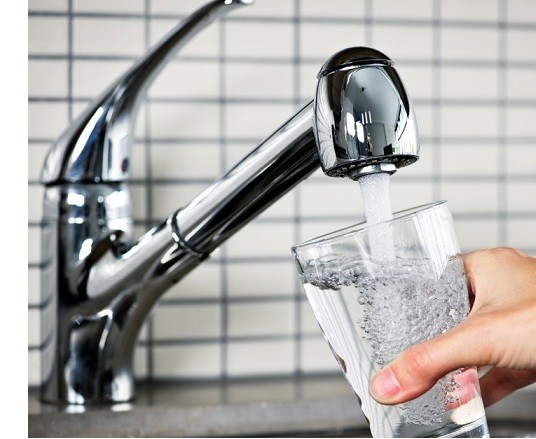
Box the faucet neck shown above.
[40,101,319,405]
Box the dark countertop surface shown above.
[28,375,536,438]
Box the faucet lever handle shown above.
[40,0,253,186]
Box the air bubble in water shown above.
[301,256,470,426]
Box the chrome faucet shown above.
[39,0,419,404]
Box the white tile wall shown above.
[508,0,536,22]
[440,144,500,176]
[150,183,208,219]
[225,221,295,258]
[226,63,294,99]
[149,60,220,98]
[226,102,296,139]
[441,28,499,61]
[507,145,536,174]
[165,263,221,299]
[28,0,66,12]
[441,106,500,139]
[508,219,536,248]
[226,22,294,59]
[149,0,210,15]
[508,107,536,137]
[300,22,367,60]
[227,301,294,337]
[372,25,434,60]
[151,19,220,57]
[301,0,365,19]
[507,181,536,212]
[455,219,500,252]
[442,181,499,213]
[227,340,294,376]
[153,305,222,340]
[72,60,134,98]
[153,344,222,378]
[74,17,146,56]
[150,143,221,179]
[28,16,68,55]
[72,0,144,13]
[28,102,69,139]
[373,0,433,20]
[28,60,68,97]
[226,262,295,297]
[508,29,536,61]
[28,0,536,388]
[441,0,499,22]
[440,66,499,100]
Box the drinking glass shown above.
[291,201,489,438]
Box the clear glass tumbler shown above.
[291,201,489,438]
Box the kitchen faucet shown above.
[39,0,419,404]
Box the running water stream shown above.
[358,172,395,261]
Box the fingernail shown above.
[370,368,401,401]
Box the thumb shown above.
[369,317,489,405]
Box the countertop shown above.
[28,375,536,438]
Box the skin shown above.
[368,247,536,407]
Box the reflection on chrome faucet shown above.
[40,0,419,404]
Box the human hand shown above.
[368,247,536,407]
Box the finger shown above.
[479,367,536,407]
[369,318,491,405]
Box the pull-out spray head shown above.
[313,47,419,180]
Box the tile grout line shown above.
[219,17,229,383]
[292,0,303,378]
[29,10,536,30]
[144,0,155,382]
[498,0,508,246]
[67,0,73,123]
[432,0,442,203]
